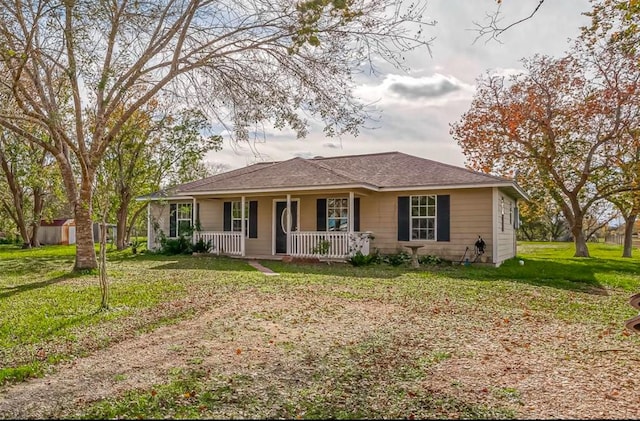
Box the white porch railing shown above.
[192,230,372,259]
[194,231,242,256]
[291,231,373,259]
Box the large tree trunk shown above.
[99,220,109,309]
[572,227,590,257]
[0,156,30,248]
[563,199,590,257]
[16,221,30,249]
[5,198,30,249]
[115,199,128,250]
[30,186,44,247]
[55,149,97,270]
[126,204,147,247]
[622,214,636,258]
[30,224,41,248]
[74,182,97,271]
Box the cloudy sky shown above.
[208,0,593,171]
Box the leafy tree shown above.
[457,0,640,258]
[582,0,640,256]
[0,0,433,270]
[451,53,634,257]
[98,102,221,250]
[517,196,569,242]
[0,129,65,248]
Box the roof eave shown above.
[135,195,195,202]
[379,182,529,200]
[137,182,529,201]
[177,183,379,196]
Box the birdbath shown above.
[404,244,424,268]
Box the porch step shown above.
[247,260,279,276]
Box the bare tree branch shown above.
[472,0,546,44]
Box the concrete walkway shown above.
[247,260,279,276]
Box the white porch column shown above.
[192,197,197,244]
[147,202,154,251]
[286,194,291,254]
[349,191,355,234]
[241,196,246,257]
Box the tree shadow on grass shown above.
[111,252,634,293]
[263,258,618,293]
[440,257,612,295]
[257,261,409,280]
[0,256,74,277]
[140,254,406,279]
[145,255,257,272]
[0,274,71,300]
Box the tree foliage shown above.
[0,129,65,248]
[451,0,640,257]
[0,0,433,270]
[583,0,640,256]
[96,102,222,250]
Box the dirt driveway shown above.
[1,287,639,419]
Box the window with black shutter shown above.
[398,195,450,242]
[223,200,257,238]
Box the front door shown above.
[275,201,298,254]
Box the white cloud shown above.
[486,67,527,79]
[354,73,475,107]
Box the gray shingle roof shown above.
[181,157,363,193]
[153,151,525,199]
[313,152,512,188]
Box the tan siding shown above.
[197,199,223,231]
[360,189,494,262]
[198,196,278,256]
[149,187,507,262]
[297,193,357,231]
[496,191,517,263]
[298,195,319,231]
[153,200,194,237]
[245,197,274,255]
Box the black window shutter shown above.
[169,203,177,237]
[397,197,409,241]
[316,199,327,231]
[196,203,200,228]
[223,202,231,231]
[249,201,258,238]
[354,197,360,232]
[437,195,450,242]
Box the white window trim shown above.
[509,201,513,226]
[174,202,193,238]
[327,197,349,232]
[231,201,249,237]
[410,195,437,241]
[501,196,505,232]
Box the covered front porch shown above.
[148,190,373,260]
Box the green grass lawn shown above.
[0,243,256,382]
[1,241,639,419]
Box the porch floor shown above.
[228,254,284,261]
